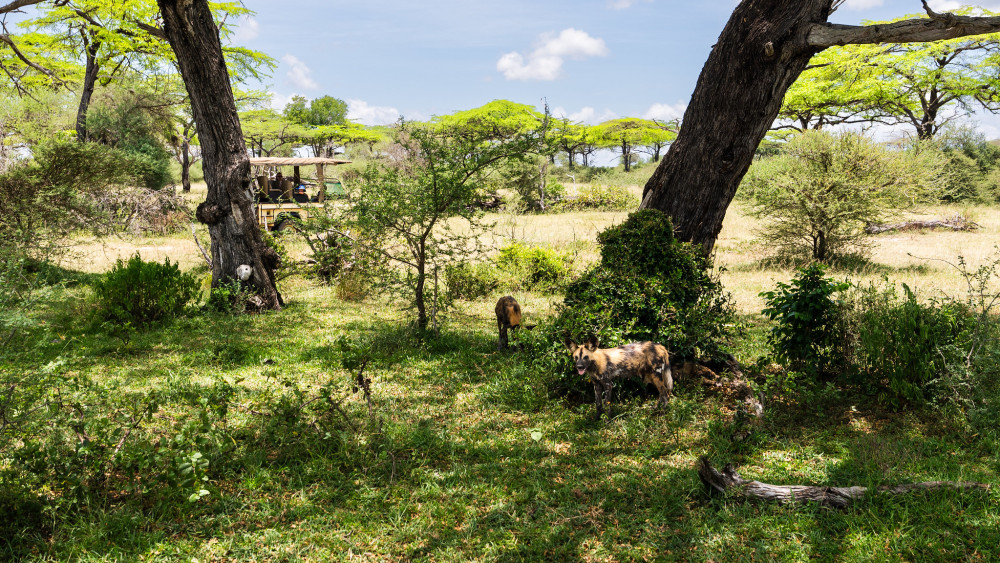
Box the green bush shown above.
[205,279,254,314]
[740,130,946,262]
[445,262,502,300]
[761,263,849,377]
[848,282,971,408]
[567,184,638,211]
[93,254,199,327]
[528,210,735,399]
[496,243,571,291]
[445,243,573,299]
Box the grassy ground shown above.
[5,184,1000,561]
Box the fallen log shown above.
[866,215,979,234]
[697,457,989,509]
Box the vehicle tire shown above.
[273,219,292,232]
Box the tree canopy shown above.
[779,8,1000,138]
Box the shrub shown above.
[205,279,254,314]
[445,262,502,300]
[761,263,849,377]
[93,254,199,327]
[847,282,972,408]
[529,210,735,398]
[566,184,638,211]
[496,243,572,291]
[740,130,946,262]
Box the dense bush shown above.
[740,130,946,262]
[761,263,849,377]
[526,210,735,398]
[445,262,502,299]
[846,281,975,408]
[445,243,573,299]
[761,257,1000,411]
[93,254,199,328]
[559,183,638,211]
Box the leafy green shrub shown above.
[529,210,735,399]
[445,262,502,299]
[205,279,254,314]
[847,282,971,407]
[93,254,199,327]
[565,184,638,211]
[496,243,572,291]
[740,130,946,262]
[761,263,849,377]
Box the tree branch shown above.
[699,457,989,509]
[807,10,1000,48]
[0,0,47,15]
[0,32,63,83]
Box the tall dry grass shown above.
[64,179,999,315]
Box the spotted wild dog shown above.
[564,337,673,420]
[495,296,523,351]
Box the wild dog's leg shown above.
[652,359,673,405]
[601,377,615,420]
[497,320,507,351]
[592,380,605,420]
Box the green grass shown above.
[4,199,1000,561]
[2,271,998,561]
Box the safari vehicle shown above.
[249,156,351,231]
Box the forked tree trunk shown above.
[157,0,282,310]
[641,1,831,254]
[640,0,1000,254]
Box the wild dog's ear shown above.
[563,337,578,352]
[586,336,599,350]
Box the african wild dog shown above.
[564,337,673,420]
[495,296,522,351]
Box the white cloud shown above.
[232,16,259,42]
[551,106,617,124]
[497,28,608,81]
[643,101,686,122]
[606,0,651,9]
[282,54,318,90]
[269,92,296,110]
[842,0,883,10]
[607,0,634,9]
[347,99,401,126]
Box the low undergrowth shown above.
[0,268,998,561]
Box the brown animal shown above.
[495,296,523,351]
[565,337,673,420]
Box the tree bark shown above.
[698,457,989,509]
[75,36,101,142]
[180,136,191,192]
[157,0,281,310]
[640,0,1000,254]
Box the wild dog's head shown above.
[564,336,600,375]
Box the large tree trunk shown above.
[157,0,282,310]
[75,36,101,142]
[641,0,831,254]
[641,0,1000,254]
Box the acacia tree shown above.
[351,103,547,331]
[775,48,886,131]
[836,9,1000,139]
[641,0,1000,254]
[157,0,282,310]
[594,117,671,172]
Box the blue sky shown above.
[233,0,1000,136]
